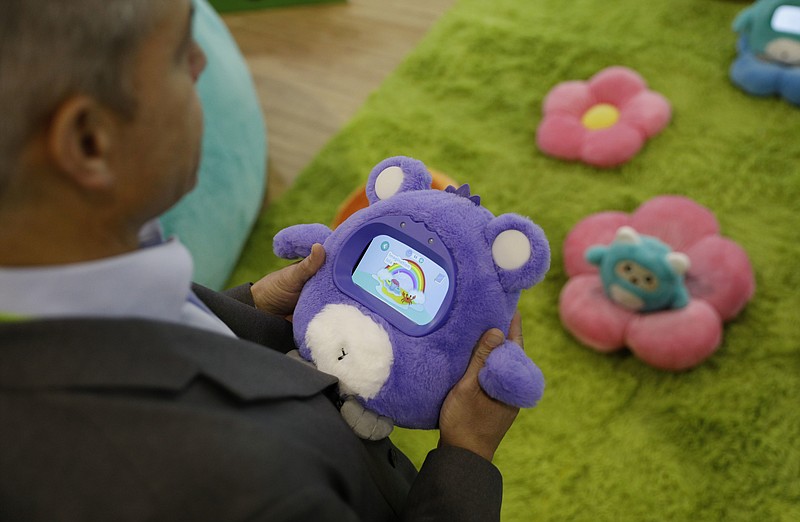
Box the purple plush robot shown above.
[274,156,550,439]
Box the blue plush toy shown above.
[274,156,550,438]
[730,0,800,105]
[586,226,691,313]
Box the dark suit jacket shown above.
[0,285,502,521]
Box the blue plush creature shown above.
[274,156,550,438]
[730,0,800,105]
[586,226,691,313]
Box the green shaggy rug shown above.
[229,0,800,519]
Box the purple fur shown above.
[274,156,550,429]
[273,224,332,259]
[485,214,550,292]
[479,341,545,408]
[366,157,432,204]
[444,184,481,206]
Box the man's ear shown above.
[47,96,116,191]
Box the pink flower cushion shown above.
[536,66,671,168]
[559,196,755,370]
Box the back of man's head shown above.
[0,0,165,191]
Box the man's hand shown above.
[437,312,524,462]
[250,243,325,318]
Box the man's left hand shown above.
[250,243,325,318]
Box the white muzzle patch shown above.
[304,304,394,400]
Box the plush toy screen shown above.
[772,6,800,33]
[351,233,451,326]
[332,215,456,337]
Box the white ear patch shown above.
[667,252,691,275]
[304,304,394,400]
[492,230,532,270]
[615,226,641,244]
[374,166,405,200]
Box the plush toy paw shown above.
[478,341,545,408]
[273,223,332,259]
[340,397,394,441]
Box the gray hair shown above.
[0,0,167,190]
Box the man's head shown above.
[0,0,206,262]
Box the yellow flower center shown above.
[581,103,620,130]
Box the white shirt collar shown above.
[0,229,235,337]
[0,239,194,323]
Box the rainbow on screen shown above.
[385,260,426,292]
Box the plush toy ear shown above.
[667,252,691,275]
[365,156,433,205]
[485,214,550,292]
[585,246,607,266]
[615,226,641,245]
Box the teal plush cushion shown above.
[160,0,267,290]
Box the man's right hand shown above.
[437,312,524,462]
